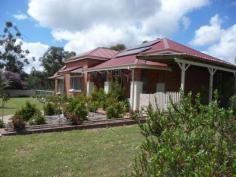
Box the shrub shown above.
[43,102,61,115]
[29,111,45,125]
[64,96,88,125]
[130,92,236,176]
[12,115,25,131]
[87,100,99,112]
[107,80,124,100]
[0,119,4,128]
[15,102,38,121]
[106,101,125,119]
[90,87,106,108]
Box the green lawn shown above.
[0,97,43,116]
[0,125,143,177]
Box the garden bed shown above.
[2,117,145,136]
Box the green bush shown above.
[15,102,38,121]
[29,111,46,125]
[87,100,99,112]
[0,119,4,128]
[65,96,88,125]
[130,92,236,176]
[89,87,106,109]
[108,80,125,101]
[43,102,61,115]
[12,115,25,131]
[106,101,126,119]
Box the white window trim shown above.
[70,76,82,91]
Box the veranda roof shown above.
[65,47,119,63]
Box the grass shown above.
[0,125,143,177]
[0,97,43,116]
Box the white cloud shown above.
[52,25,154,53]
[191,14,223,46]
[21,41,49,73]
[13,13,28,20]
[207,25,236,62]
[28,0,209,53]
[192,14,236,63]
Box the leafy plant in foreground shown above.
[64,95,88,125]
[130,92,236,177]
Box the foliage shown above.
[27,69,51,89]
[106,101,126,119]
[3,71,24,89]
[12,115,25,131]
[88,81,129,119]
[87,99,100,112]
[109,44,126,51]
[29,111,45,125]
[108,79,125,101]
[64,95,88,124]
[0,71,9,121]
[0,119,4,128]
[130,92,236,177]
[43,102,61,115]
[15,101,38,121]
[43,95,68,114]
[89,87,106,109]
[41,46,75,77]
[0,21,30,73]
[0,71,9,93]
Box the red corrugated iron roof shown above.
[49,65,82,79]
[87,38,236,71]
[66,47,118,63]
[142,38,235,66]
[88,54,167,70]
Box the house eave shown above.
[85,64,171,72]
[65,56,109,63]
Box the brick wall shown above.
[63,59,107,96]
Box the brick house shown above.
[49,47,118,96]
[50,38,236,111]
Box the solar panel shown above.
[127,39,160,51]
[115,46,151,57]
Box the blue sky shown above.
[0,0,236,72]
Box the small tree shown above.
[130,92,236,176]
[0,71,9,121]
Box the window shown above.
[70,77,81,90]
[58,80,64,93]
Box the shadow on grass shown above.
[0,107,16,109]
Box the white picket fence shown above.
[139,92,181,110]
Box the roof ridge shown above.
[163,38,169,49]
[164,38,225,61]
